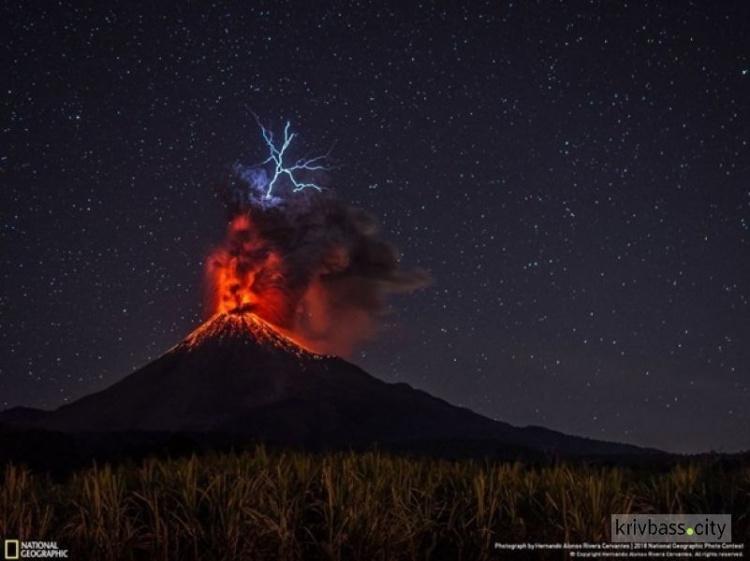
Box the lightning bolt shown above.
[258,121,328,199]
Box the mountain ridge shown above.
[0,312,663,460]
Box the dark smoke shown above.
[208,167,431,356]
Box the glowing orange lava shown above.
[181,311,323,358]
[205,213,301,338]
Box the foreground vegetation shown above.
[1,446,748,560]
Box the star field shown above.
[1,1,748,452]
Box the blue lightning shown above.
[256,121,328,199]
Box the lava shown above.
[181,311,323,359]
[205,213,295,326]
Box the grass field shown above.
[1,446,748,560]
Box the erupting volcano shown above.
[0,121,658,461]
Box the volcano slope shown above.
[0,312,661,464]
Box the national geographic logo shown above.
[4,540,19,560]
[3,540,69,559]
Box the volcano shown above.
[1,313,659,460]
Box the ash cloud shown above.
[207,165,431,356]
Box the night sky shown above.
[2,2,748,453]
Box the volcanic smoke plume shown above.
[206,166,430,357]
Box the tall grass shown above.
[1,447,748,560]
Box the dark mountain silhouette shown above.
[0,312,661,461]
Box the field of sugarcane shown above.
[1,446,748,560]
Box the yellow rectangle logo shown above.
[4,539,20,560]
